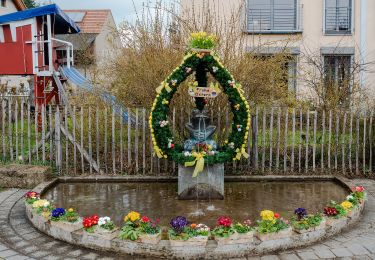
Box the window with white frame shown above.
[325,0,352,34]
[247,0,299,32]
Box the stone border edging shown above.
[25,176,365,259]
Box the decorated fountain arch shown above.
[149,33,251,199]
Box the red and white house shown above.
[0,4,80,107]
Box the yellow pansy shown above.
[341,201,353,210]
[124,211,141,222]
[260,210,275,221]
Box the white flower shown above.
[98,216,111,227]
[159,120,169,127]
[212,66,218,73]
[347,195,354,201]
[184,151,192,157]
[228,142,235,149]
[228,80,235,86]
[43,201,50,207]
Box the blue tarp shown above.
[60,66,134,124]
[0,4,80,34]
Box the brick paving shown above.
[0,179,374,260]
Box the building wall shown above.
[94,12,121,65]
[181,0,375,103]
[0,0,18,15]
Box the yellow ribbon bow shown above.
[235,148,249,160]
[184,152,205,177]
[156,82,172,94]
[154,147,164,159]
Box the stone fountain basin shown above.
[26,176,365,259]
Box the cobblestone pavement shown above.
[0,179,374,260]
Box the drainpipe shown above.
[360,0,367,88]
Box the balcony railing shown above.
[325,7,352,34]
[246,3,302,33]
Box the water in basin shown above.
[43,181,348,227]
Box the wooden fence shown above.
[0,97,374,176]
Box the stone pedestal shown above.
[178,164,224,200]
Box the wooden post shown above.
[49,106,53,163]
[64,106,68,171]
[269,107,274,171]
[312,111,317,172]
[142,108,146,175]
[15,99,18,160]
[80,107,84,174]
[9,98,13,161]
[135,108,139,173]
[41,105,45,163]
[1,99,5,159]
[104,108,108,173]
[369,113,373,174]
[276,107,281,170]
[172,108,176,171]
[321,110,325,171]
[89,107,93,174]
[335,113,339,170]
[298,109,303,173]
[341,113,347,173]
[34,102,38,161]
[112,107,116,174]
[96,107,100,173]
[73,106,77,174]
[283,109,288,172]
[27,103,31,163]
[305,110,310,173]
[251,108,258,170]
[55,106,62,174]
[120,108,123,173]
[291,108,295,172]
[356,116,360,174]
[262,108,266,172]
[328,111,332,170]
[348,112,353,173]
[20,98,24,162]
[363,114,366,176]
[127,107,131,169]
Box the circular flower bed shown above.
[24,185,366,259]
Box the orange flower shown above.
[190,223,197,229]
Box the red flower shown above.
[274,213,280,219]
[217,216,232,227]
[141,216,150,223]
[170,143,175,149]
[355,186,364,192]
[83,215,99,228]
[324,207,338,216]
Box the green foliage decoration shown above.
[149,50,251,166]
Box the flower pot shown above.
[50,219,82,232]
[235,231,255,244]
[94,226,119,240]
[139,233,161,245]
[325,216,347,233]
[215,232,239,246]
[170,236,208,247]
[293,219,326,234]
[256,227,293,241]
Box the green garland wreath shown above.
[149,50,251,168]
